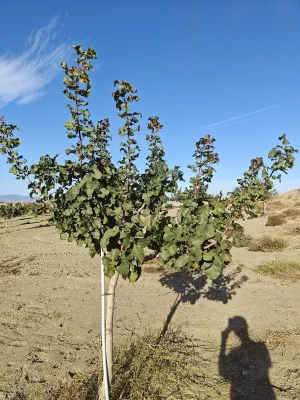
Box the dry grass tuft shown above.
[266,214,285,227]
[143,263,165,274]
[248,236,287,252]
[281,208,300,219]
[255,260,300,280]
[257,328,300,350]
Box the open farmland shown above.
[1,193,300,399]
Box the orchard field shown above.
[1,192,300,399]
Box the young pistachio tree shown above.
[229,134,298,220]
[0,45,298,399]
[156,133,298,279]
[0,203,15,231]
[0,45,181,399]
[157,135,231,280]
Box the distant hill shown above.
[0,194,35,203]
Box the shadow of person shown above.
[219,316,276,400]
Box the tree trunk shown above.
[106,271,119,386]
[5,219,8,231]
[263,201,267,217]
[98,252,119,400]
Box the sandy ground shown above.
[1,198,300,399]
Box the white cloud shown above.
[0,15,71,107]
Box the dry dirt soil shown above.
[1,193,300,399]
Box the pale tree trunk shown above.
[98,252,119,400]
[263,201,267,217]
[105,272,119,385]
[5,219,8,232]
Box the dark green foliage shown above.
[188,135,220,199]
[229,135,298,220]
[0,203,15,220]
[156,136,231,280]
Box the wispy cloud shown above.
[0,15,71,107]
[203,105,279,129]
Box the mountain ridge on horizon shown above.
[0,194,35,203]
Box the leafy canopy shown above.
[0,45,298,282]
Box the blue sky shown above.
[0,0,299,195]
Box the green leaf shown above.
[93,230,100,240]
[104,226,119,239]
[89,248,96,258]
[203,251,214,261]
[86,180,99,197]
[117,258,130,279]
[102,257,115,278]
[191,239,203,262]
[174,254,190,270]
[131,215,144,228]
[101,226,120,248]
[132,244,144,264]
[60,233,68,240]
[203,223,215,240]
[110,249,120,262]
[92,166,102,179]
[212,202,225,216]
[221,252,232,263]
[129,269,140,283]
[159,249,170,262]
[163,232,176,243]
[94,218,102,229]
[268,148,276,158]
[204,260,222,280]
[66,185,80,200]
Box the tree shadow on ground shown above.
[16,220,37,226]
[219,316,284,399]
[25,224,50,230]
[0,256,36,276]
[159,265,248,338]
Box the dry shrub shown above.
[265,214,285,227]
[248,236,287,252]
[281,208,300,219]
[255,260,300,280]
[258,328,300,351]
[143,264,165,274]
[15,328,203,400]
[294,201,300,207]
[111,328,201,400]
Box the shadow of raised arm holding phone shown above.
[219,316,276,400]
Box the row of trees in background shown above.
[0,202,47,231]
[0,45,298,399]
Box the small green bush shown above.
[248,236,287,252]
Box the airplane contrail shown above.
[203,105,279,129]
